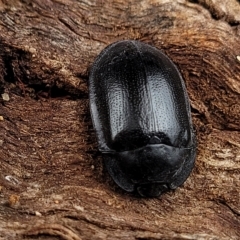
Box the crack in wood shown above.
[187,0,240,26]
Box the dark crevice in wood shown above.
[2,55,16,84]
[0,44,88,100]
[217,199,240,217]
[187,0,198,3]
[228,20,240,27]
[190,107,201,115]
[75,72,88,82]
[191,107,210,126]
[27,83,88,100]
[187,0,240,26]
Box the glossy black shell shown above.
[89,40,196,197]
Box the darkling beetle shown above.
[89,40,196,197]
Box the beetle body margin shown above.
[89,40,197,197]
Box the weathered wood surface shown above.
[0,0,239,239]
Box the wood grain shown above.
[0,0,239,239]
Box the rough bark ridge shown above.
[0,0,239,239]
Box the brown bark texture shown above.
[0,0,239,239]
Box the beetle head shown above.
[103,144,190,197]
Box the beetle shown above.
[89,40,196,197]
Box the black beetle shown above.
[89,40,196,197]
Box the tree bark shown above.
[0,0,239,239]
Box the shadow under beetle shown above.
[89,40,197,197]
